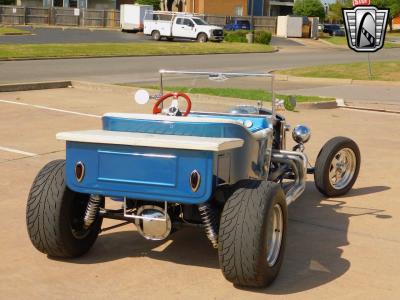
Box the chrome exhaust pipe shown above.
[271,150,307,205]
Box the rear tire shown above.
[26,160,103,258]
[218,180,287,288]
[314,137,361,197]
[197,33,208,43]
[152,30,161,41]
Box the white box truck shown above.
[143,11,224,42]
[120,4,153,32]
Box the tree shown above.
[293,0,326,20]
[136,0,161,10]
[328,0,352,23]
[0,0,16,4]
[371,0,400,31]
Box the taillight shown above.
[190,170,201,192]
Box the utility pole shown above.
[247,0,255,43]
[250,0,254,32]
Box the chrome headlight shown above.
[292,125,311,144]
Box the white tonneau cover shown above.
[57,130,244,152]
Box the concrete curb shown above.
[340,105,400,114]
[0,81,71,92]
[4,80,398,114]
[318,39,347,48]
[336,98,400,114]
[274,74,400,87]
[0,80,339,111]
[0,32,33,36]
[0,50,278,62]
[0,47,278,62]
[296,100,338,110]
[274,74,352,85]
[71,80,137,95]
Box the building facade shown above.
[184,0,248,16]
[183,0,293,17]
[248,0,294,17]
[14,0,294,15]
[17,0,118,9]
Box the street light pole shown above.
[246,0,255,43]
[250,0,254,33]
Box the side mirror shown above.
[284,95,297,111]
[134,89,150,105]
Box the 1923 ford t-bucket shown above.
[26,70,360,288]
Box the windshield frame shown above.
[158,69,276,118]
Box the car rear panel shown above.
[65,142,214,204]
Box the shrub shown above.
[224,30,248,43]
[224,30,272,45]
[254,30,272,45]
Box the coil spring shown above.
[198,203,219,248]
[83,195,102,229]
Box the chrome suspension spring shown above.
[83,195,102,229]
[198,203,219,248]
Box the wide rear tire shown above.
[218,180,287,288]
[26,160,103,258]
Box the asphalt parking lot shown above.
[0,84,399,299]
[0,26,302,46]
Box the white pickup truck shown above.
[144,11,224,42]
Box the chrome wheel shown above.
[329,148,356,190]
[266,204,283,267]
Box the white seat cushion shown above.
[103,113,245,127]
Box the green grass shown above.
[387,30,400,37]
[277,61,400,81]
[0,27,31,35]
[0,42,275,59]
[132,85,335,103]
[321,36,399,48]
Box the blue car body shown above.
[224,19,251,31]
[61,112,272,205]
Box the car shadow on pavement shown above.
[241,182,391,294]
[58,182,390,293]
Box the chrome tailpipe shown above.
[271,150,308,205]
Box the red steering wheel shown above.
[153,92,192,116]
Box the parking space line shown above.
[0,99,101,118]
[0,146,37,157]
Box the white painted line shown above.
[0,99,101,118]
[0,146,37,157]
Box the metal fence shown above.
[0,5,274,32]
[204,15,277,33]
[26,7,49,24]
[0,5,120,28]
[0,6,26,25]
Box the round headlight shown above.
[292,125,311,144]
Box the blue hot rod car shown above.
[26,70,360,288]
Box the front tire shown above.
[26,160,103,258]
[314,137,361,197]
[218,180,287,288]
[197,33,208,43]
